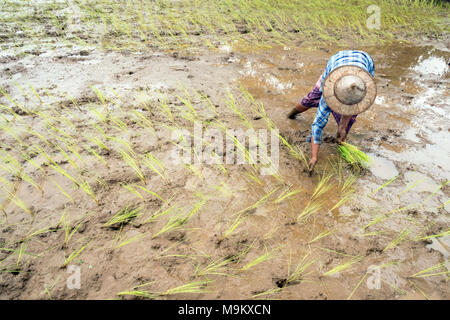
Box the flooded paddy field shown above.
[0,0,449,299]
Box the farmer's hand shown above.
[337,115,352,145]
[336,130,347,145]
[308,157,317,176]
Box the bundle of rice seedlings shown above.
[337,142,371,168]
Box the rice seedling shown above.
[59,212,86,246]
[436,199,449,210]
[383,228,411,252]
[382,278,407,296]
[1,186,33,216]
[240,246,278,272]
[409,262,450,279]
[329,194,352,212]
[85,135,109,152]
[149,239,185,260]
[114,233,146,250]
[308,228,335,244]
[46,176,74,203]
[337,142,371,168]
[263,226,280,241]
[142,153,166,181]
[311,172,333,201]
[132,110,156,136]
[186,196,208,220]
[175,88,199,123]
[346,272,369,300]
[222,213,247,239]
[213,182,234,198]
[277,134,308,168]
[194,255,235,278]
[54,145,79,170]
[144,204,182,224]
[151,210,188,239]
[297,197,327,222]
[21,224,59,243]
[104,206,141,228]
[36,146,97,203]
[16,243,25,266]
[0,152,40,192]
[118,149,145,183]
[155,97,175,124]
[193,89,218,117]
[184,164,204,181]
[84,145,107,166]
[421,181,449,207]
[117,284,158,299]
[398,178,425,196]
[251,287,283,299]
[243,171,263,185]
[0,246,38,265]
[363,204,414,230]
[285,252,315,285]
[43,275,61,300]
[370,175,399,196]
[340,174,359,195]
[297,172,334,221]
[219,125,259,167]
[416,229,450,241]
[214,161,229,176]
[120,183,145,200]
[225,91,252,129]
[107,135,133,154]
[160,280,212,296]
[62,242,89,268]
[109,115,129,133]
[273,186,303,204]
[138,185,168,203]
[408,279,430,300]
[235,186,280,216]
[322,258,361,277]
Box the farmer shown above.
[287,50,376,173]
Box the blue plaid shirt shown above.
[308,50,375,144]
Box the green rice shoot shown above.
[337,142,371,168]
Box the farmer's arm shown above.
[310,141,320,166]
[336,115,352,144]
[308,103,331,171]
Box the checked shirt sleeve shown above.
[307,97,332,145]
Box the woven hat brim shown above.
[323,65,376,116]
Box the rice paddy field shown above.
[0,0,449,300]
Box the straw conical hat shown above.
[322,65,376,115]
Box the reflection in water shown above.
[378,45,449,181]
[366,153,399,180]
[412,56,449,77]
